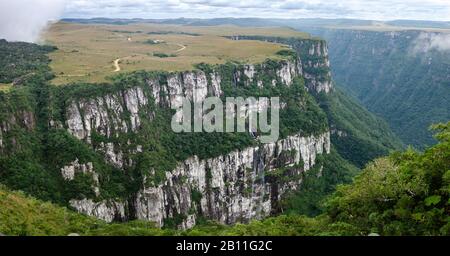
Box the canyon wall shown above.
[0,37,335,228]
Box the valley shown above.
[153,18,450,149]
[0,18,448,237]
[307,28,450,148]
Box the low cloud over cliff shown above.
[0,0,66,42]
[412,32,450,53]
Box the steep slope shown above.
[318,88,403,168]
[308,29,450,148]
[0,38,333,228]
[229,35,403,167]
[188,122,450,236]
[52,44,334,228]
[2,122,447,236]
[0,33,400,229]
[155,18,448,148]
[324,122,450,236]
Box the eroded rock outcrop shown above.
[70,132,330,227]
[228,35,333,94]
[66,86,149,142]
[64,60,303,170]
[63,40,334,227]
[69,199,127,223]
[0,110,35,151]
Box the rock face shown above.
[66,86,149,143]
[64,59,303,170]
[61,160,94,181]
[228,35,333,94]
[62,38,334,227]
[69,199,127,223]
[148,71,217,109]
[70,132,331,227]
[135,132,330,228]
[61,159,100,197]
[0,110,35,152]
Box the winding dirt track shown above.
[112,43,187,72]
[173,43,186,52]
[113,58,121,72]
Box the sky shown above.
[63,0,450,21]
[1,0,450,42]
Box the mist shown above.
[412,32,450,53]
[0,0,66,43]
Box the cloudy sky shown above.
[1,0,450,42]
[62,0,450,20]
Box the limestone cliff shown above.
[0,36,336,228]
[0,95,36,154]
[64,59,305,168]
[70,131,330,228]
[228,36,333,94]
[61,55,333,227]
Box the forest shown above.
[1,121,448,236]
[0,31,447,236]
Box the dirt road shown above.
[113,58,121,72]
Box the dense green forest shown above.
[0,39,392,210]
[0,39,56,84]
[318,88,403,168]
[0,59,330,206]
[0,38,417,234]
[312,29,450,149]
[1,122,448,236]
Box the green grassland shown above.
[43,22,306,85]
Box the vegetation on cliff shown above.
[317,29,450,148]
[1,122,448,236]
[0,37,409,232]
[317,88,403,168]
[0,39,56,84]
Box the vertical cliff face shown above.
[60,49,333,227]
[68,131,330,228]
[65,59,305,141]
[0,36,336,228]
[65,86,152,168]
[63,59,305,169]
[0,91,36,154]
[133,132,330,228]
[228,36,333,94]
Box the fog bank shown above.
[0,0,66,42]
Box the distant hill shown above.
[62,18,450,32]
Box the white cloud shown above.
[412,32,450,53]
[1,0,450,42]
[62,0,450,20]
[0,0,66,42]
